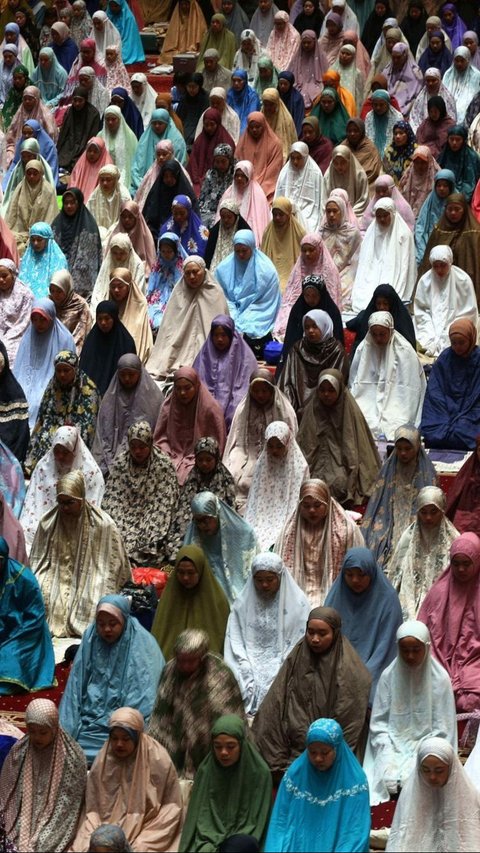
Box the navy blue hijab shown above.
[111,86,144,139]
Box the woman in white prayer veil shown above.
[389,486,459,620]
[19,425,104,553]
[414,245,478,361]
[349,311,426,441]
[194,87,241,144]
[351,197,416,312]
[223,551,310,716]
[364,621,457,807]
[386,736,480,852]
[443,46,480,124]
[275,141,325,233]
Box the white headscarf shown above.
[244,420,309,551]
[349,310,426,440]
[19,425,104,552]
[130,72,157,127]
[275,142,325,232]
[223,551,311,715]
[387,735,480,851]
[443,46,480,122]
[363,620,457,806]
[352,197,417,312]
[90,10,121,57]
[414,245,478,359]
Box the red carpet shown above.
[0,663,70,731]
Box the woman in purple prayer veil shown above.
[193,314,257,429]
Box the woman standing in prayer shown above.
[421,319,480,450]
[418,532,480,712]
[5,164,58,256]
[310,87,350,147]
[79,303,136,397]
[275,234,342,338]
[0,339,29,465]
[363,621,457,805]
[193,314,257,428]
[414,169,456,265]
[223,368,297,513]
[253,607,371,779]
[30,470,132,638]
[398,146,440,218]
[197,144,235,226]
[415,96,455,160]
[261,198,305,294]
[325,547,402,703]
[275,479,363,605]
[56,87,101,174]
[86,165,131,242]
[264,718,370,853]
[349,313,425,439]
[91,354,162,477]
[278,310,349,419]
[0,699,87,852]
[387,737,480,852]
[72,707,182,851]
[184,491,258,603]
[152,544,229,659]
[244,423,309,552]
[287,29,328,109]
[18,223,67,301]
[224,552,310,716]
[25,349,99,474]
[91,234,145,314]
[68,138,113,204]
[319,192,361,308]
[275,142,325,235]
[267,11,300,70]
[362,424,437,570]
[13,298,75,430]
[154,367,226,486]
[390,486,459,619]
[51,189,102,299]
[166,437,236,560]
[0,537,54,693]
[180,715,272,852]
[341,118,382,189]
[297,370,380,508]
[446,437,480,535]
[48,271,92,354]
[300,115,333,172]
[216,160,270,247]
[102,421,179,566]
[21,425,104,553]
[148,628,246,779]
[414,249,478,362]
[59,596,165,766]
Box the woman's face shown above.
[174,377,197,404]
[213,154,230,173]
[445,201,464,223]
[425,74,440,94]
[325,201,342,227]
[301,122,315,143]
[195,450,216,474]
[152,120,167,136]
[86,143,101,163]
[301,242,320,264]
[393,127,408,146]
[398,635,426,667]
[172,203,189,225]
[369,322,391,345]
[320,94,335,114]
[54,363,76,387]
[420,756,450,788]
[159,241,176,261]
[31,312,51,333]
[301,35,315,52]
[343,566,371,594]
[249,380,274,407]
[109,278,130,303]
[303,285,320,308]
[97,312,114,333]
[213,734,241,767]
[418,503,443,529]
[248,120,264,140]
[26,167,42,187]
[212,325,231,352]
[118,367,140,389]
[267,435,288,459]
[13,70,26,89]
[96,612,124,644]
[453,54,468,73]
[129,438,151,465]
[105,47,117,64]
[305,618,334,653]
[432,259,450,278]
[449,331,471,357]
[253,569,281,598]
[184,263,205,289]
[290,151,305,170]
[63,193,79,217]
[374,208,392,229]
[435,179,452,199]
[0,266,15,292]
[106,112,120,133]
[120,208,136,231]
[219,207,237,228]
[156,147,171,166]
[234,243,252,262]
[308,742,336,771]
[272,207,288,227]
[278,77,291,95]
[100,173,117,193]
[318,380,339,407]
[375,294,391,311]
[346,122,362,146]
[304,317,322,342]
[339,47,353,66]
[451,552,478,584]
[233,168,248,189]
[111,245,129,265]
[194,514,219,535]
[299,495,327,524]
[30,235,47,253]
[109,728,137,760]
[372,98,388,115]
[429,35,443,53]
[27,723,56,751]
[176,557,200,589]
[395,438,417,464]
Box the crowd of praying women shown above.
[1,0,480,850]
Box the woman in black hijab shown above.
[176,72,210,147]
[0,340,29,463]
[361,0,392,56]
[276,273,344,378]
[400,0,428,55]
[143,159,199,241]
[56,86,101,172]
[346,282,416,359]
[79,300,136,395]
[292,0,324,36]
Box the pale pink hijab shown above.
[216,159,271,245]
[68,137,113,202]
[287,29,329,108]
[274,232,342,338]
[418,532,480,713]
[104,200,156,276]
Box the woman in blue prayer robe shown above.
[0,536,55,694]
[106,0,145,64]
[59,594,165,765]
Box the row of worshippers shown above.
[2,547,480,852]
